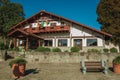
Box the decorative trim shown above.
[71,36,96,38]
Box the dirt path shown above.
[0,60,120,80]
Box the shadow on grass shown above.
[109,67,114,72]
[25,68,40,75]
[6,55,14,59]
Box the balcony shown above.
[23,26,70,33]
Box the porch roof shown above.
[8,29,43,39]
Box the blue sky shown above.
[11,0,101,30]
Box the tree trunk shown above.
[2,36,7,60]
[3,36,6,46]
[9,39,12,48]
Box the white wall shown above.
[70,25,104,47]
[24,24,30,28]
[71,26,92,36]
[97,38,103,46]
[83,38,86,47]
[32,23,38,28]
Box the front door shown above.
[74,39,82,50]
[29,39,38,49]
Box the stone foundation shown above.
[5,51,120,63]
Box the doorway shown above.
[74,39,82,50]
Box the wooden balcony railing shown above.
[23,26,70,33]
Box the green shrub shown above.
[45,47,51,52]
[0,40,9,50]
[110,47,118,53]
[103,48,109,53]
[35,47,51,52]
[113,56,120,64]
[0,41,5,50]
[5,44,9,49]
[64,50,69,52]
[87,49,100,53]
[13,47,20,51]
[70,47,80,52]
[9,57,27,67]
[8,48,13,51]
[52,48,61,52]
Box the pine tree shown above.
[0,0,24,46]
[97,0,120,49]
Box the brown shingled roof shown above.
[8,29,42,39]
[10,10,112,37]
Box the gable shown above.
[71,24,103,38]
[9,10,112,37]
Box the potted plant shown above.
[113,56,120,74]
[9,57,27,78]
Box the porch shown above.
[8,29,43,51]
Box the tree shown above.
[0,0,24,47]
[97,0,120,49]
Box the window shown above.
[74,39,82,47]
[87,39,97,46]
[51,23,56,26]
[58,39,67,47]
[44,40,53,46]
[61,22,65,26]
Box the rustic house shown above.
[8,10,112,52]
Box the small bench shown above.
[81,60,108,74]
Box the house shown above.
[8,10,112,52]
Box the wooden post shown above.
[54,37,56,47]
[38,39,40,47]
[26,37,28,51]
[14,38,17,48]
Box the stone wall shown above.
[6,51,120,63]
[0,50,6,61]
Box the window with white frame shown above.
[87,39,97,46]
[74,39,82,47]
[58,39,67,47]
[44,40,53,46]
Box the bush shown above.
[35,47,51,52]
[110,47,118,53]
[13,47,20,51]
[87,49,100,53]
[70,47,80,52]
[103,48,109,53]
[36,46,44,52]
[64,50,69,52]
[113,56,120,64]
[45,47,51,52]
[0,40,10,50]
[9,57,27,67]
[0,41,5,50]
[52,48,61,52]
